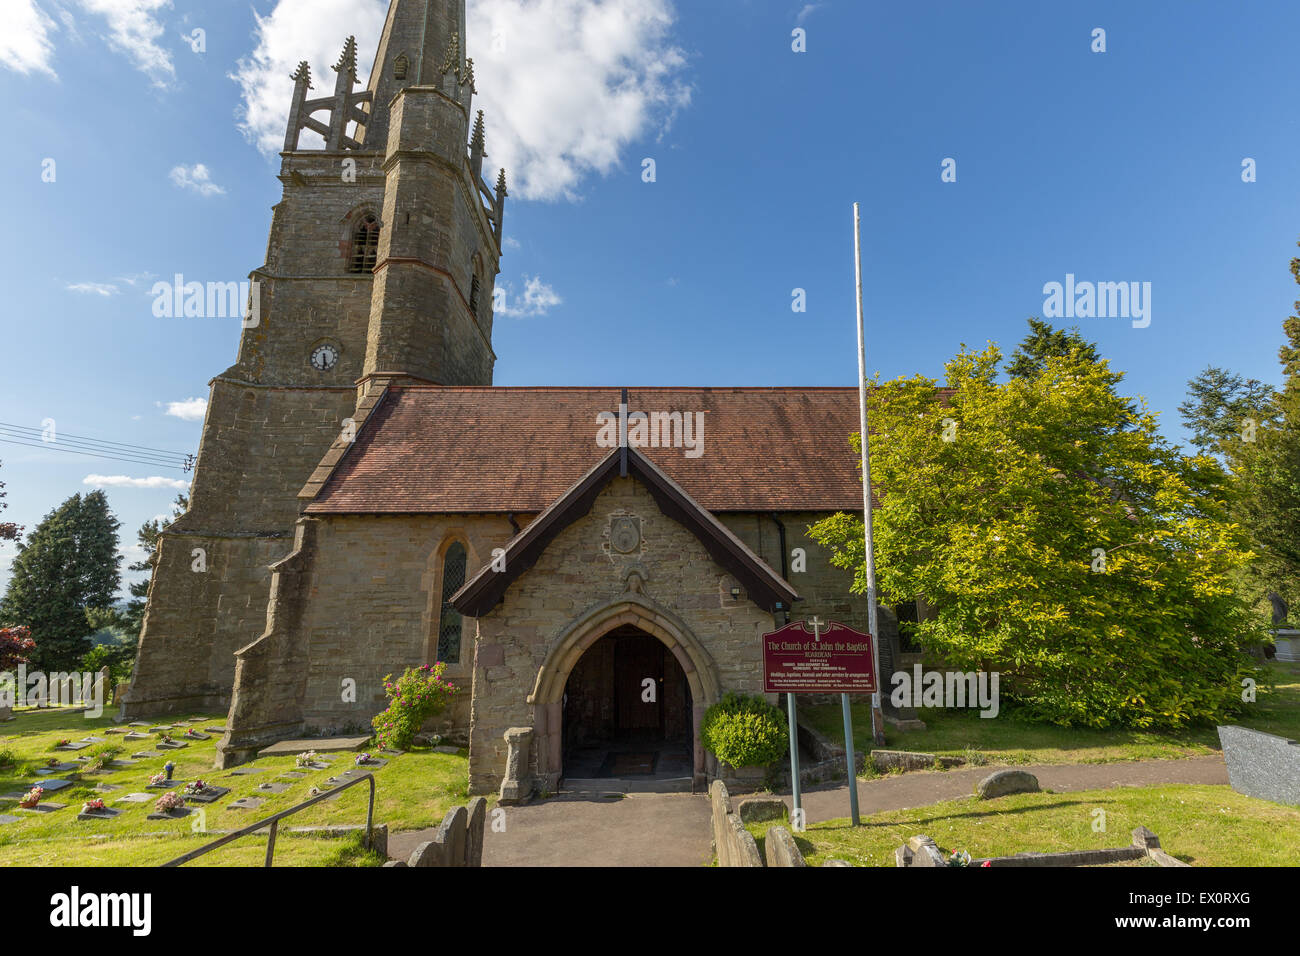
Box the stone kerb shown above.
[894,827,1189,867]
[710,780,762,867]
[406,797,488,868]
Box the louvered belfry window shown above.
[469,275,481,318]
[437,543,468,663]
[348,215,380,274]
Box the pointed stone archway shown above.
[528,595,722,791]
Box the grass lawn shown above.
[0,705,475,867]
[804,661,1300,768]
[748,783,1300,867]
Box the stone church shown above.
[123,0,911,795]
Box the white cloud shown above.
[233,0,690,201]
[84,474,190,489]
[796,3,825,25]
[231,0,387,153]
[76,0,175,85]
[169,163,226,196]
[503,237,521,250]
[67,281,119,296]
[2,0,60,77]
[161,397,207,421]
[497,275,561,318]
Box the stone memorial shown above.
[114,793,153,804]
[1219,725,1300,806]
[32,778,72,792]
[0,815,19,825]
[227,767,267,776]
[977,769,1041,800]
[228,796,265,810]
[181,783,230,804]
[20,801,66,814]
[254,782,291,795]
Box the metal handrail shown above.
[161,772,376,867]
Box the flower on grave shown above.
[355,753,371,765]
[157,733,173,744]
[82,799,106,813]
[947,850,973,868]
[155,792,185,813]
[149,772,167,786]
[46,757,60,767]
[295,751,318,768]
[981,860,992,868]
[19,786,44,809]
[183,780,206,795]
[54,739,70,748]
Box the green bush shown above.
[700,692,788,769]
[371,663,459,751]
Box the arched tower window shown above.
[469,254,484,322]
[437,542,468,663]
[348,214,380,274]
[394,54,409,80]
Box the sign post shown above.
[763,619,876,826]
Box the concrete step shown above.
[561,776,694,794]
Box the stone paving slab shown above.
[259,736,370,757]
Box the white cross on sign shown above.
[808,617,826,640]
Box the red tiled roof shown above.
[304,386,872,515]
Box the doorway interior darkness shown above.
[561,625,693,781]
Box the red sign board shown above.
[762,620,877,695]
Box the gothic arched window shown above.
[469,275,481,318]
[437,542,468,663]
[394,54,409,80]
[348,214,380,274]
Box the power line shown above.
[0,422,192,459]
[0,432,188,469]
[0,437,192,472]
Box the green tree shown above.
[810,343,1264,730]
[1178,366,1277,459]
[1232,241,1300,613]
[121,493,189,639]
[1005,318,1101,380]
[0,460,20,542]
[0,491,122,670]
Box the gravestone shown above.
[181,731,211,741]
[80,736,105,743]
[93,783,121,793]
[147,726,174,733]
[147,807,193,820]
[106,759,137,769]
[32,778,73,792]
[157,742,189,750]
[37,763,79,775]
[205,727,227,734]
[132,751,162,759]
[128,722,150,728]
[254,782,291,795]
[53,741,92,752]
[228,796,265,810]
[77,807,122,822]
[977,770,1041,800]
[0,814,19,825]
[115,793,154,804]
[20,802,66,813]
[147,779,186,790]
[278,772,307,780]
[0,705,11,722]
[352,757,388,769]
[227,767,267,776]
[1218,725,1300,806]
[183,786,230,804]
[123,733,149,741]
[499,727,533,805]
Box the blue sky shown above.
[2,0,1299,599]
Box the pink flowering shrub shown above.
[371,663,458,751]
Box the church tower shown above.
[124,0,506,717]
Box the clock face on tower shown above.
[310,344,339,371]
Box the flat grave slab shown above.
[156,741,189,750]
[102,728,128,735]
[147,726,174,733]
[278,772,307,780]
[253,782,291,795]
[147,780,186,790]
[93,783,121,793]
[123,732,149,741]
[32,779,72,792]
[379,748,404,756]
[185,718,207,723]
[132,751,162,759]
[258,736,370,757]
[19,802,66,814]
[295,762,331,771]
[433,746,461,754]
[228,796,265,811]
[77,808,122,822]
[115,793,154,804]
[52,741,93,752]
[180,731,211,741]
[183,786,230,804]
[106,759,138,769]
[351,758,388,770]
[37,763,80,775]
[147,807,193,820]
[0,815,19,825]
[80,736,105,743]
[127,722,150,727]
[205,726,227,734]
[226,767,266,776]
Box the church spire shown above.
[358,0,468,148]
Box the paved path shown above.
[389,791,713,867]
[388,756,1227,866]
[754,755,1230,824]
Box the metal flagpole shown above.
[854,202,886,749]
